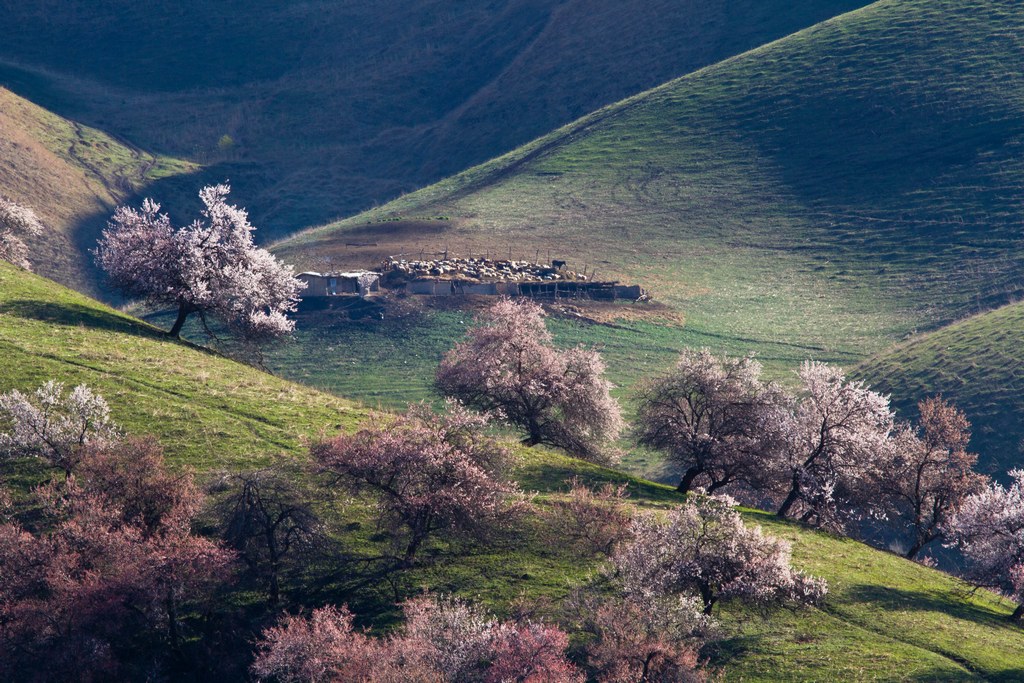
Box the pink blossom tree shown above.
[948,471,1024,621]
[312,402,527,564]
[250,606,399,683]
[875,397,987,559]
[95,184,304,340]
[542,478,635,557]
[634,349,789,494]
[0,380,119,477]
[251,595,581,682]
[775,362,894,528]
[0,195,43,270]
[436,298,623,464]
[567,590,711,683]
[487,620,582,683]
[0,439,233,679]
[612,496,827,615]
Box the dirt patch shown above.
[368,291,684,328]
[345,219,451,239]
[548,300,685,327]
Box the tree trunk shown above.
[167,302,192,338]
[266,531,281,606]
[165,590,183,657]
[699,583,716,615]
[521,416,543,447]
[904,540,924,560]
[777,482,801,519]
[676,466,703,494]
[706,477,732,494]
[402,534,424,566]
[268,563,280,606]
[1011,603,1024,622]
[640,652,656,683]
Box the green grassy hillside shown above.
[0,87,194,293]
[276,0,1024,383]
[0,261,361,474]
[7,264,1024,679]
[361,452,1024,681]
[858,301,1024,476]
[0,0,869,239]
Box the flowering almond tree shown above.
[312,403,527,564]
[775,362,894,528]
[634,349,788,494]
[612,496,827,615]
[95,184,304,340]
[0,439,233,680]
[251,595,581,682]
[437,298,623,464]
[0,195,43,270]
[948,471,1024,621]
[542,477,635,557]
[567,591,712,683]
[0,380,118,477]
[876,397,987,559]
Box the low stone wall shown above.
[403,279,647,300]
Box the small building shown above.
[298,271,381,298]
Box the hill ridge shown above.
[274,0,1024,386]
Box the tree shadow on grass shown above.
[843,583,1018,629]
[516,457,681,503]
[0,299,159,337]
[842,582,1024,681]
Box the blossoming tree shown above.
[634,349,789,494]
[775,362,894,528]
[312,403,527,564]
[437,298,623,464]
[0,196,43,270]
[95,184,304,341]
[612,496,827,615]
[0,380,118,478]
[948,471,1024,621]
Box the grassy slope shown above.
[263,304,719,477]
[276,0,1024,384]
[0,0,869,239]
[273,446,1024,682]
[0,87,195,293]
[0,261,362,474]
[857,301,1024,475]
[5,264,1024,679]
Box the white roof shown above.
[297,271,380,278]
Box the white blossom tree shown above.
[612,495,827,615]
[95,184,304,341]
[948,471,1024,621]
[436,298,623,464]
[775,362,894,528]
[0,381,118,477]
[0,196,44,270]
[634,349,789,494]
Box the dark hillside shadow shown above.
[0,299,158,338]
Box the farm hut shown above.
[298,271,381,298]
